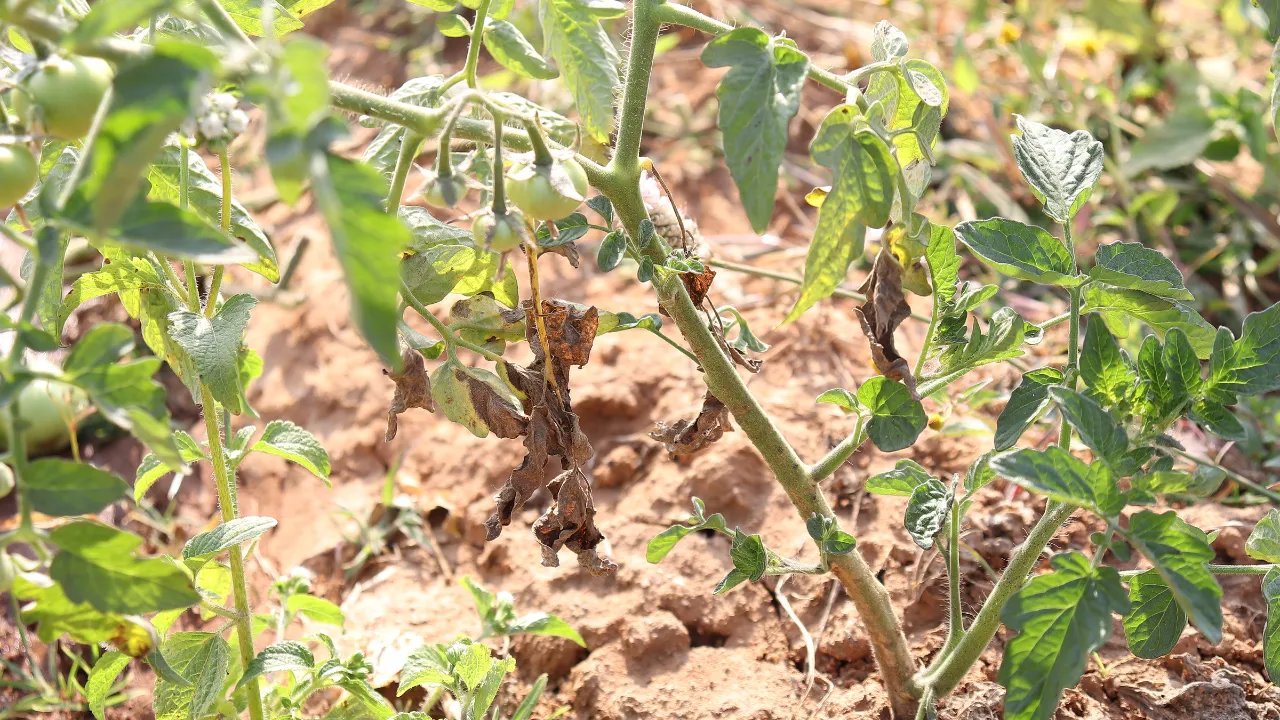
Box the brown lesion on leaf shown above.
[650,391,733,454]
[383,345,434,442]
[480,299,616,576]
[460,369,527,439]
[681,266,716,306]
[855,244,919,397]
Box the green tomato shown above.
[0,145,38,208]
[0,376,88,457]
[506,158,588,221]
[15,55,114,140]
[422,172,468,208]
[0,463,12,499]
[473,209,526,252]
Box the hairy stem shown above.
[1058,285,1082,449]
[462,0,492,89]
[204,149,232,318]
[387,132,421,210]
[200,386,264,720]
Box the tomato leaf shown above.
[235,641,315,690]
[701,27,809,234]
[994,368,1062,451]
[505,612,586,647]
[904,478,949,549]
[1088,242,1191,301]
[50,521,199,614]
[86,650,131,720]
[25,459,129,517]
[183,516,278,559]
[1083,284,1216,359]
[1122,510,1222,644]
[990,445,1125,517]
[1010,115,1104,224]
[865,459,935,496]
[539,0,622,144]
[167,294,257,414]
[858,377,927,452]
[484,20,559,79]
[1123,569,1186,659]
[250,419,331,481]
[954,217,1081,287]
[152,632,230,720]
[998,552,1129,720]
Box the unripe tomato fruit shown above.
[422,172,468,208]
[507,158,588,221]
[15,56,113,140]
[0,463,13,499]
[0,145,38,208]
[473,210,526,252]
[0,374,88,456]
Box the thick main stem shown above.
[200,386,264,720]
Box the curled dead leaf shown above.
[384,346,434,442]
[855,244,918,396]
[650,392,732,454]
[540,300,599,367]
[681,266,716,306]
[532,468,617,576]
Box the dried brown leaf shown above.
[681,266,716,306]
[855,244,918,395]
[532,469,617,576]
[541,300,599,367]
[383,346,434,442]
[650,392,732,454]
[539,242,580,268]
[460,370,528,439]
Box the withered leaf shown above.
[540,300,599,367]
[539,241,580,268]
[384,345,434,442]
[713,326,762,373]
[459,369,528,439]
[532,468,617,577]
[681,266,716,306]
[855,244,918,396]
[650,392,733,454]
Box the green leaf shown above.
[505,613,586,647]
[287,593,343,627]
[729,530,767,582]
[250,420,331,481]
[597,230,626,272]
[12,574,132,646]
[25,459,129,517]
[1122,510,1222,643]
[311,151,410,368]
[1264,567,1280,681]
[1048,387,1129,468]
[646,507,727,563]
[402,244,503,305]
[998,552,1129,720]
[167,294,257,414]
[148,142,278,282]
[904,478,949,549]
[713,567,750,595]
[455,642,493,691]
[701,27,809,234]
[182,517,278,559]
[1123,103,1215,176]
[86,650,131,720]
[63,323,136,374]
[153,632,231,720]
[539,0,621,144]
[363,78,447,179]
[858,376,927,452]
[71,0,171,44]
[431,360,525,439]
[1088,242,1191,301]
[397,644,451,696]
[1209,302,1280,397]
[1010,115,1104,223]
[1123,569,1186,659]
[815,387,861,413]
[401,206,471,250]
[236,641,315,690]
[49,522,199,614]
[1079,317,1135,406]
[1083,285,1215,359]
[925,222,960,303]
[464,656,515,720]
[437,14,471,37]
[783,103,896,322]
[954,217,1081,287]
[510,674,547,720]
[937,306,1033,373]
[1162,328,1202,401]
[484,20,558,79]
[1248,509,1280,563]
[990,446,1124,517]
[220,0,304,36]
[994,368,1063,451]
[67,43,215,235]
[59,197,257,266]
[57,257,165,333]
[865,459,935,496]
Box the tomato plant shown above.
[4,0,1280,719]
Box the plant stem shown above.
[204,149,232,318]
[1057,285,1081,450]
[387,132,421,210]
[1120,563,1275,578]
[807,417,864,483]
[599,2,920,710]
[943,494,964,649]
[200,385,264,720]
[462,0,492,89]
[921,501,1074,695]
[400,281,506,363]
[914,302,940,378]
[1166,447,1280,505]
[707,258,869,304]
